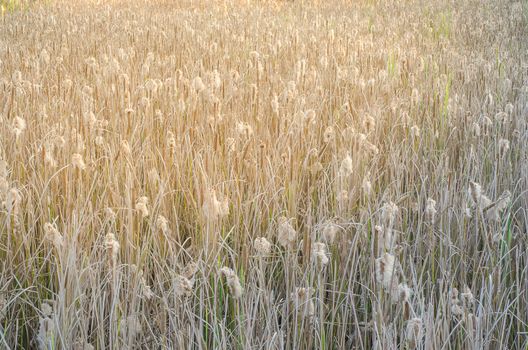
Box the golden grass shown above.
[0,0,527,348]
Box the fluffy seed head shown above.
[44,222,64,249]
[323,126,335,143]
[192,76,205,92]
[469,182,491,209]
[235,122,254,139]
[139,272,155,300]
[392,283,412,304]
[381,201,399,228]
[219,267,243,299]
[312,242,329,266]
[277,216,297,248]
[322,223,340,244]
[104,232,120,267]
[202,188,229,221]
[450,288,464,316]
[375,253,398,289]
[461,285,475,307]
[498,138,510,157]
[425,198,437,223]
[174,274,194,297]
[486,190,511,221]
[156,215,170,234]
[254,237,272,256]
[135,196,149,218]
[362,173,372,197]
[405,318,423,348]
[72,153,86,170]
[41,302,53,317]
[339,154,353,177]
[375,225,398,252]
[12,116,26,139]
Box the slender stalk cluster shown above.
[0,0,525,348]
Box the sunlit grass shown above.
[0,0,526,348]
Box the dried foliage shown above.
[0,0,527,348]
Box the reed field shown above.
[0,0,527,348]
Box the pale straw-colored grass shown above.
[0,0,527,348]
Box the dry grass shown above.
[0,0,527,348]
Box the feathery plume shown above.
[405,318,423,348]
[410,125,420,138]
[135,196,149,218]
[312,242,329,266]
[72,153,86,170]
[323,126,335,143]
[12,116,26,139]
[461,285,475,308]
[104,232,120,267]
[37,302,56,350]
[362,114,376,132]
[392,283,412,304]
[235,122,254,139]
[219,267,243,299]
[362,173,372,197]
[156,215,170,234]
[381,201,399,228]
[425,198,437,223]
[375,225,397,252]
[339,154,353,177]
[471,122,481,137]
[469,182,492,209]
[174,274,194,297]
[166,131,177,151]
[485,190,511,221]
[322,223,340,244]
[498,138,510,158]
[375,253,398,290]
[138,270,155,300]
[277,216,297,249]
[450,288,464,316]
[44,222,64,249]
[254,237,272,256]
[192,76,205,92]
[202,188,229,221]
